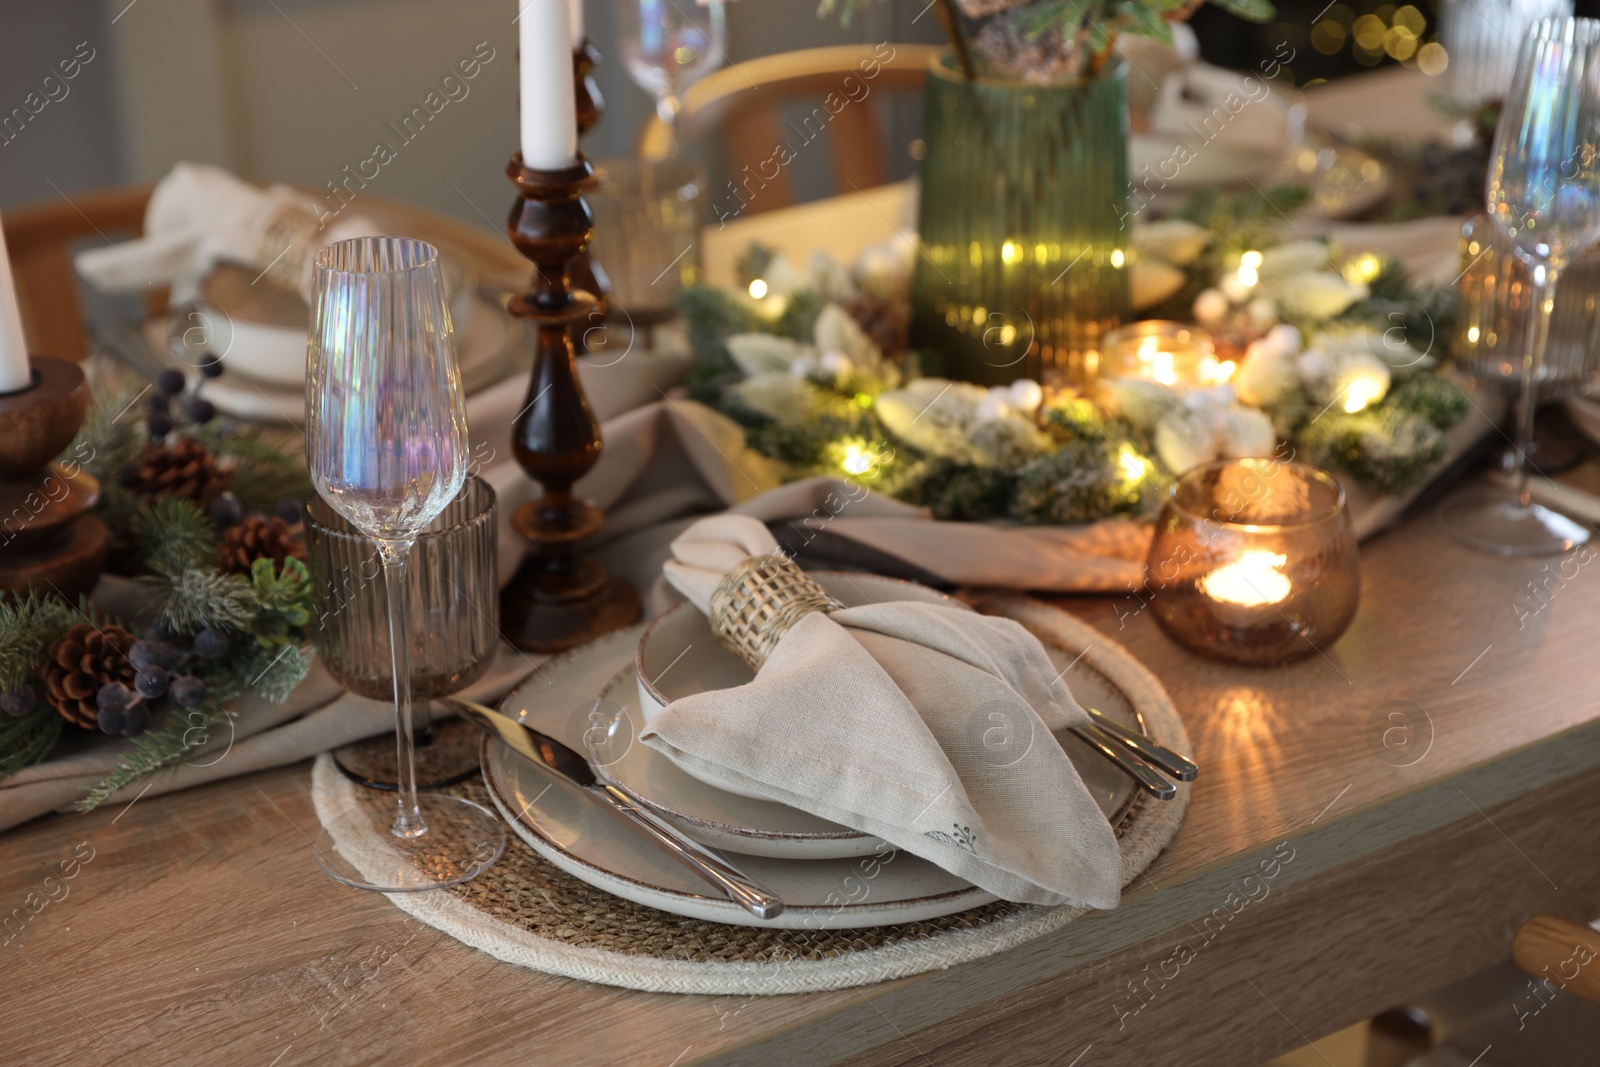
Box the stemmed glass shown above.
[306,237,505,892]
[1441,17,1600,555]
[618,0,726,155]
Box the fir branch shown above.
[236,642,313,703]
[137,565,257,635]
[0,592,76,691]
[69,386,146,488]
[130,498,217,573]
[0,706,63,782]
[75,698,235,813]
[193,424,312,514]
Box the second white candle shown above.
[518,0,580,169]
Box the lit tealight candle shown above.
[1201,550,1292,608]
[1103,321,1214,389]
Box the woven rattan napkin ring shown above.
[708,554,845,671]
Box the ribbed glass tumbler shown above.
[305,475,499,790]
[910,55,1131,387]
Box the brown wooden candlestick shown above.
[569,39,609,351]
[0,355,106,601]
[498,153,640,653]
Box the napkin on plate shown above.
[74,163,379,302]
[640,515,1123,909]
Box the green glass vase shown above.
[910,55,1131,387]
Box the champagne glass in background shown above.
[305,236,505,892]
[587,156,705,349]
[618,0,726,155]
[1438,0,1573,111]
[1441,17,1600,555]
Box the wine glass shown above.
[618,0,726,155]
[305,236,505,892]
[1440,17,1600,555]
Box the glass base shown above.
[1437,485,1592,556]
[314,793,506,893]
[332,716,482,791]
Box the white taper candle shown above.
[518,0,580,170]
[0,219,31,393]
[569,0,584,48]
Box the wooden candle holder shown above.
[569,40,609,351]
[0,356,106,600]
[498,153,640,653]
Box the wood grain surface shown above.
[5,479,1600,1066]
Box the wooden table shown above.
[8,67,1600,1067]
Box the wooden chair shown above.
[638,43,939,213]
[2,186,158,363]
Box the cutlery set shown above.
[449,692,1197,920]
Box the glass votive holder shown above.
[304,475,499,789]
[1101,320,1225,388]
[1147,459,1360,666]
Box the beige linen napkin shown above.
[640,515,1123,909]
[74,162,379,301]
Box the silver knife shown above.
[446,697,786,920]
[1085,707,1200,782]
[1070,723,1177,801]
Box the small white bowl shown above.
[634,570,960,724]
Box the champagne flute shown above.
[306,236,505,892]
[1440,16,1600,555]
[618,0,726,156]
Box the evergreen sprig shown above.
[192,423,311,514]
[0,592,75,692]
[130,498,217,573]
[138,565,257,634]
[75,695,236,813]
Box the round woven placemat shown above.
[310,593,1191,995]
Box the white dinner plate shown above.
[196,290,518,423]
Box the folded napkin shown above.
[640,515,1123,909]
[75,162,379,302]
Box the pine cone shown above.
[123,437,232,506]
[218,515,305,575]
[41,622,138,729]
[840,293,909,362]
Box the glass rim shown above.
[1165,458,1347,532]
[314,236,441,277]
[1525,15,1600,43]
[305,475,496,544]
[927,48,1126,90]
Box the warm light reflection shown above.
[747,278,768,299]
[1202,550,1292,607]
[1343,374,1385,413]
[1237,250,1263,289]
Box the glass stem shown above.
[656,95,681,157]
[1515,260,1560,506]
[377,539,425,840]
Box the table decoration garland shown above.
[682,187,1469,526]
[0,374,316,809]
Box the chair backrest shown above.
[639,43,939,214]
[3,186,157,363]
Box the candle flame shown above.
[1201,550,1292,607]
[1138,336,1178,386]
[747,278,768,299]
